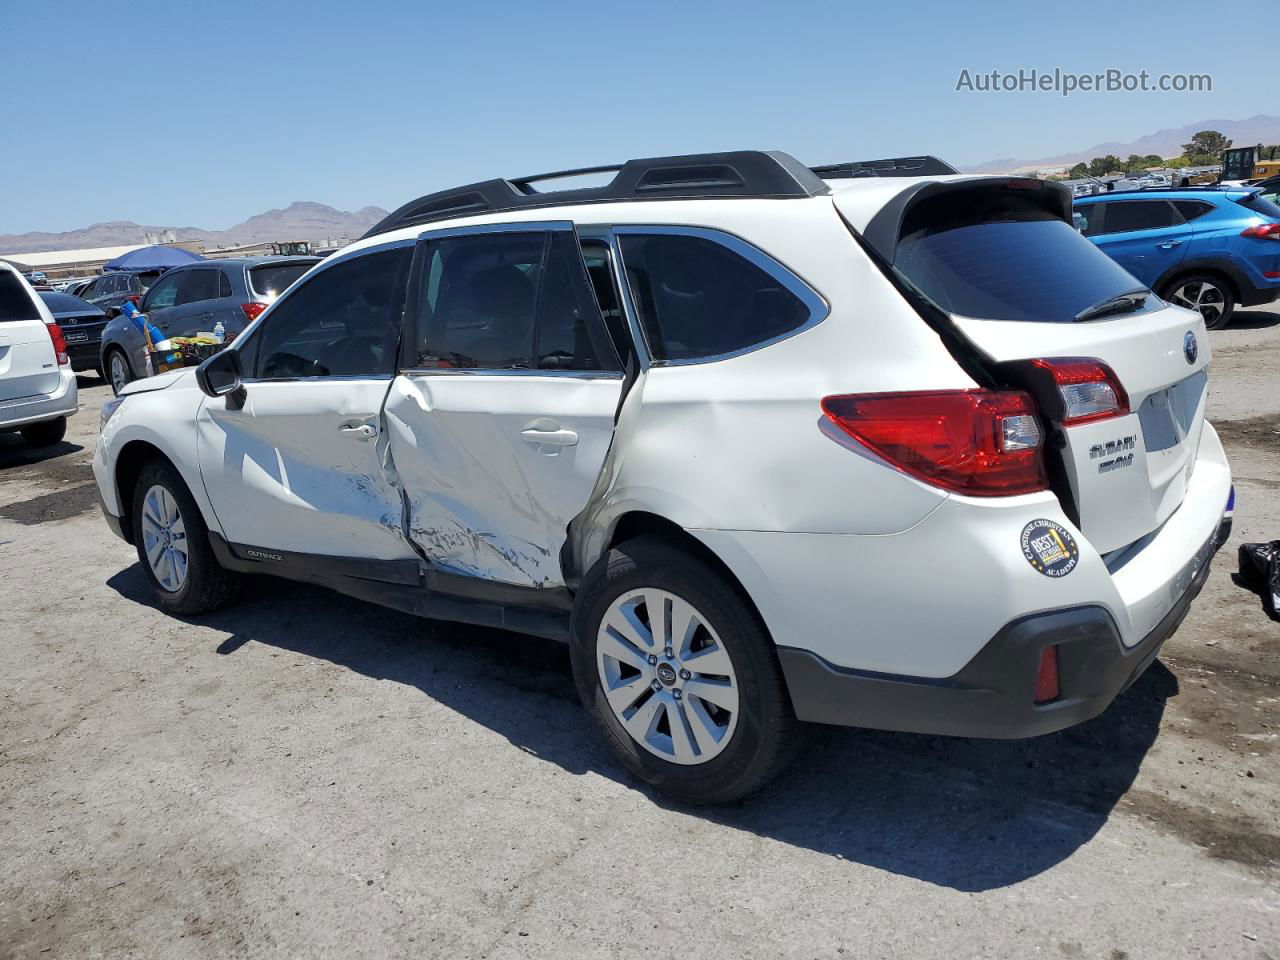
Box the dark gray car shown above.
[99,256,318,395]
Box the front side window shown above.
[143,273,180,310]
[248,246,411,380]
[1092,200,1179,235]
[412,230,618,372]
[618,232,813,362]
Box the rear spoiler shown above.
[811,156,958,179]
[860,177,1073,263]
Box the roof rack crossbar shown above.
[811,155,959,179]
[362,150,832,239]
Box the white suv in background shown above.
[93,151,1233,802]
[1,262,78,447]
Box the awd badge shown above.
[1020,519,1080,578]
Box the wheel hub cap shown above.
[596,588,739,766]
[140,484,188,592]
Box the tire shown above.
[131,459,241,615]
[1162,272,1235,330]
[571,536,798,804]
[107,348,133,396]
[19,417,66,447]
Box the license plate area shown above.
[62,331,89,343]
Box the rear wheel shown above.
[571,537,797,803]
[131,459,241,615]
[1163,273,1235,329]
[19,417,66,447]
[107,349,132,396]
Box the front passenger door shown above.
[196,245,417,561]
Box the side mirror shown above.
[195,349,245,404]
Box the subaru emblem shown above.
[1183,331,1198,365]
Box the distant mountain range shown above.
[0,201,389,255]
[963,114,1280,174]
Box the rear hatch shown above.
[836,178,1211,555]
[0,270,60,402]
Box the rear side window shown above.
[250,263,312,299]
[1173,200,1214,223]
[177,270,219,306]
[618,232,814,362]
[412,231,619,372]
[1235,192,1280,220]
[894,190,1155,324]
[0,272,40,322]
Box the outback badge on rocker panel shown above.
[1020,519,1080,578]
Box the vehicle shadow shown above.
[0,435,84,470]
[1223,309,1280,330]
[106,564,1175,892]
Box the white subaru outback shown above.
[93,151,1233,803]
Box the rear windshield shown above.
[250,263,311,299]
[1235,192,1280,219]
[894,189,1156,323]
[0,272,40,323]
[38,291,99,314]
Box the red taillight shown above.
[1028,358,1129,426]
[45,322,69,366]
[1240,222,1280,239]
[821,390,1047,496]
[125,294,143,306]
[240,302,267,323]
[1034,646,1060,704]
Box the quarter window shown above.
[411,230,619,372]
[617,232,813,362]
[248,247,411,380]
[1173,200,1214,223]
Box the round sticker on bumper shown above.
[1020,519,1080,578]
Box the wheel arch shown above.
[1154,259,1245,303]
[113,440,179,544]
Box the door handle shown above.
[520,427,578,447]
[1157,240,1183,249]
[339,420,378,440]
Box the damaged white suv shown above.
[94,151,1233,802]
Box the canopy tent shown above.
[103,245,204,273]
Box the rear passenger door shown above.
[383,222,624,589]
[1084,199,1189,286]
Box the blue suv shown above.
[1073,187,1280,328]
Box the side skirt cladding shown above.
[207,533,572,642]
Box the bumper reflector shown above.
[1034,646,1060,704]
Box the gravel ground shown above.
[2,311,1278,960]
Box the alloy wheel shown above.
[1169,280,1226,327]
[110,353,129,395]
[596,588,739,765]
[140,483,189,592]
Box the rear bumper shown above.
[780,513,1226,738]
[66,341,102,371]
[0,370,78,430]
[1239,281,1280,308]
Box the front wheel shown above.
[1163,273,1235,329]
[107,349,133,396]
[131,459,241,615]
[571,537,798,804]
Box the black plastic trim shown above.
[363,151,832,239]
[779,517,1224,738]
[98,488,128,543]
[1152,257,1278,308]
[208,534,571,641]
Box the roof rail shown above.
[810,156,958,179]
[362,150,831,239]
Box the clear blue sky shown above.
[2,0,1274,234]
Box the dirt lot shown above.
[2,312,1278,960]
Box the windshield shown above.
[894,190,1158,323]
[250,263,312,299]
